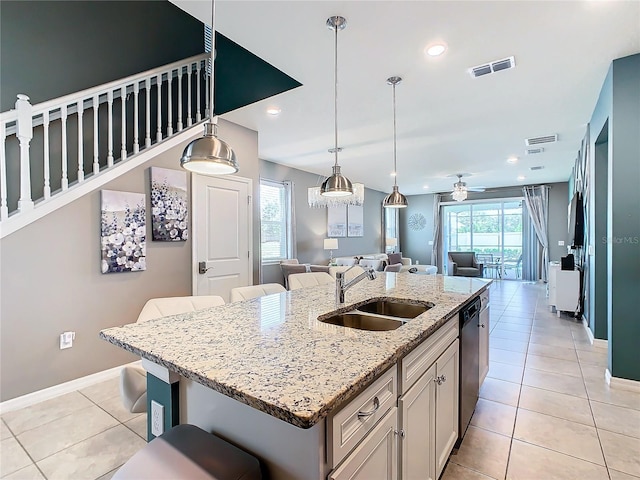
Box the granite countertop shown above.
[100,274,490,428]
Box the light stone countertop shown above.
[100,273,490,429]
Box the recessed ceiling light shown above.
[517,175,526,181]
[425,43,447,57]
[507,157,518,164]
[423,185,429,189]
[266,107,281,116]
[390,171,397,177]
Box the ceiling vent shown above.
[525,134,558,146]
[530,166,545,171]
[469,56,516,78]
[526,147,544,155]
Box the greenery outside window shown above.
[260,179,293,263]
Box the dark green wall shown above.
[0,0,204,111]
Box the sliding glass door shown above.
[442,200,523,278]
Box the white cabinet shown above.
[479,289,490,385]
[434,340,459,479]
[548,262,580,316]
[329,407,398,480]
[399,363,436,480]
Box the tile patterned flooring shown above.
[1,281,638,479]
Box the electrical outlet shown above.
[558,240,565,246]
[151,400,164,437]
[59,331,75,349]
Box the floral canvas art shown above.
[100,190,146,273]
[150,167,188,241]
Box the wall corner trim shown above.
[0,361,140,415]
[605,369,640,393]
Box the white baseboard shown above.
[0,361,140,415]
[581,317,608,349]
[606,369,640,393]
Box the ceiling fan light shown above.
[452,187,468,202]
[180,122,238,175]
[383,185,408,208]
[321,165,353,197]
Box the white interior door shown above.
[192,174,252,303]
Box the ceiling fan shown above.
[449,174,485,202]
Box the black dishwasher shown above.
[458,297,481,445]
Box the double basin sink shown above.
[319,298,434,331]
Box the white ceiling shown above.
[172,0,639,196]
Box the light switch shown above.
[558,240,565,246]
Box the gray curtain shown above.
[431,194,442,272]
[522,186,550,282]
[286,180,297,260]
[521,203,540,281]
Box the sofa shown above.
[333,253,412,271]
[280,260,330,289]
[447,251,484,277]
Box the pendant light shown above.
[383,76,408,208]
[180,0,238,175]
[321,16,353,198]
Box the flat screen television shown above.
[568,192,584,248]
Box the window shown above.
[260,179,293,263]
[384,207,399,252]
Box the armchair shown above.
[447,251,484,277]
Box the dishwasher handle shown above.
[462,298,481,324]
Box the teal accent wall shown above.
[587,53,640,380]
[146,373,179,441]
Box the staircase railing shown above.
[0,52,210,226]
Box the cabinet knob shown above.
[357,396,380,419]
[435,374,447,385]
[394,429,406,439]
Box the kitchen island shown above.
[101,273,490,480]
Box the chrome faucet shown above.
[336,266,377,303]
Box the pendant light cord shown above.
[392,82,398,187]
[209,0,216,123]
[333,22,339,167]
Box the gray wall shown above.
[586,54,640,381]
[1,0,203,111]
[260,161,386,285]
[400,183,570,268]
[0,120,258,401]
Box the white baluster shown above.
[77,100,84,182]
[16,95,34,210]
[43,110,51,198]
[107,90,114,167]
[196,61,201,122]
[167,71,173,136]
[177,69,183,131]
[145,78,151,148]
[121,86,127,160]
[187,66,193,127]
[60,104,68,190]
[0,122,8,219]
[156,74,162,143]
[92,95,99,175]
[133,82,139,154]
[205,60,210,118]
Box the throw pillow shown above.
[387,253,402,265]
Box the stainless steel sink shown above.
[320,312,403,331]
[357,299,432,319]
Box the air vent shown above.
[469,56,516,78]
[530,166,545,171]
[526,147,544,155]
[525,134,558,146]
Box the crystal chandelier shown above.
[452,181,468,202]
[308,182,364,208]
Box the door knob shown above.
[198,261,212,275]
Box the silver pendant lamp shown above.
[321,16,353,198]
[180,0,238,175]
[383,76,408,208]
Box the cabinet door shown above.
[329,408,398,480]
[435,340,459,479]
[479,306,490,385]
[399,364,436,480]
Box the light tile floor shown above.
[1,281,638,479]
[443,280,640,480]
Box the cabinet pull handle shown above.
[357,396,380,419]
[435,374,447,385]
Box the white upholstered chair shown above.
[230,283,286,302]
[120,295,225,413]
[358,258,385,271]
[328,265,365,282]
[288,272,334,290]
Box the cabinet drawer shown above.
[328,367,397,468]
[399,317,457,395]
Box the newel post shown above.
[16,94,34,212]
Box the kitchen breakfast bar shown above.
[100,273,491,480]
